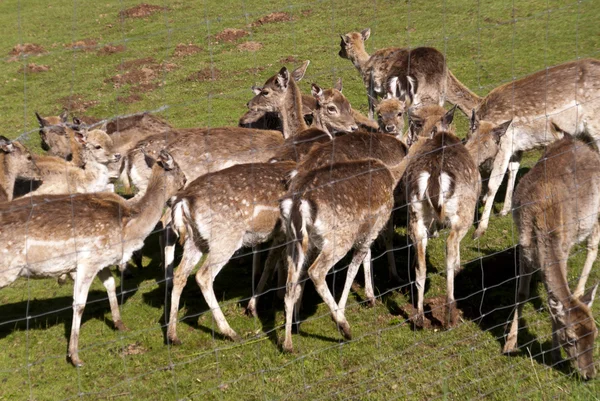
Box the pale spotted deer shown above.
[0,137,40,202]
[0,150,186,366]
[503,134,600,380]
[339,28,481,118]
[468,58,600,239]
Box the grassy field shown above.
[1,0,600,400]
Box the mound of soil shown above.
[66,39,97,51]
[237,41,263,52]
[401,295,461,329]
[279,55,299,63]
[117,94,143,104]
[57,94,99,114]
[173,43,202,57]
[9,43,46,57]
[119,3,166,19]
[18,63,50,73]
[251,12,292,27]
[186,68,220,82]
[214,28,248,43]
[97,44,126,55]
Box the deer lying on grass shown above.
[0,137,40,202]
[0,150,186,366]
[339,28,481,118]
[164,79,358,342]
[20,129,120,197]
[503,134,600,380]
[468,58,600,239]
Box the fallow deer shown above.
[339,28,481,118]
[0,150,186,366]
[468,58,600,239]
[0,137,40,202]
[503,134,600,380]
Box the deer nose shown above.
[385,125,395,133]
[350,125,358,132]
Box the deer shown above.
[0,150,186,366]
[339,28,481,118]
[163,80,359,343]
[503,134,600,380]
[19,128,120,197]
[0,136,40,202]
[36,112,88,167]
[468,58,600,239]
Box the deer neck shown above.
[280,80,309,138]
[0,153,13,201]
[310,107,330,135]
[82,159,110,191]
[352,47,371,74]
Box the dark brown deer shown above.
[0,150,186,366]
[503,134,600,380]
[339,29,481,118]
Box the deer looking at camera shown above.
[339,28,481,118]
[503,134,600,380]
[467,58,600,239]
[0,150,186,367]
[0,136,40,202]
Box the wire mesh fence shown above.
[0,0,599,399]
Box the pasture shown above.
[0,0,599,399]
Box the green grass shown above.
[1,0,600,400]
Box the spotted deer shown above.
[503,134,600,380]
[373,76,414,139]
[339,28,481,118]
[163,80,358,342]
[468,58,600,239]
[19,129,120,197]
[0,150,186,366]
[0,137,40,202]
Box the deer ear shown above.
[251,85,262,95]
[548,296,566,324]
[469,109,479,132]
[441,105,457,130]
[291,60,310,82]
[361,28,371,41]
[74,131,87,145]
[340,34,350,44]
[368,94,379,109]
[0,136,14,153]
[276,67,290,89]
[72,117,82,126]
[311,83,324,103]
[157,150,176,171]
[580,283,598,309]
[35,112,49,128]
[491,119,512,144]
[334,77,343,92]
[59,109,68,123]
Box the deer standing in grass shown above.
[503,134,599,380]
[164,70,358,343]
[0,150,186,366]
[0,136,40,202]
[339,28,481,118]
[468,58,600,239]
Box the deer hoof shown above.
[69,354,84,367]
[168,337,182,346]
[499,209,510,217]
[114,320,128,331]
[502,338,518,355]
[472,227,486,240]
[445,302,457,328]
[414,313,425,329]
[366,297,377,308]
[339,321,352,340]
[282,339,294,353]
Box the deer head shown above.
[377,76,414,138]
[75,129,121,165]
[0,136,40,181]
[464,111,512,167]
[247,61,310,113]
[406,105,456,147]
[338,28,370,61]
[35,111,72,157]
[310,82,357,134]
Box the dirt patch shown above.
[186,68,220,82]
[400,295,461,330]
[18,63,50,73]
[57,94,99,114]
[214,28,248,43]
[118,57,156,71]
[173,43,202,57]
[97,44,126,55]
[66,39,97,51]
[117,94,143,104]
[279,55,299,64]
[251,12,292,27]
[77,116,101,125]
[119,4,166,19]
[301,9,313,16]
[244,65,268,75]
[8,43,46,58]
[237,41,263,52]
[108,58,177,88]
[120,342,148,356]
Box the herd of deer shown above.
[1,28,599,379]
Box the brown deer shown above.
[0,150,186,366]
[503,134,599,380]
[20,129,120,197]
[339,28,481,118]
[468,58,600,239]
[0,136,40,202]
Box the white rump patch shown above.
[417,172,430,200]
[439,173,452,206]
[280,198,293,221]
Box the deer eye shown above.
[327,106,337,113]
[95,145,102,150]
[261,90,270,97]
[397,112,403,117]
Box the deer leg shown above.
[500,153,522,216]
[68,269,95,367]
[574,221,600,298]
[503,258,532,354]
[339,247,371,311]
[473,147,512,239]
[283,246,306,353]
[383,218,400,282]
[247,238,284,317]
[362,248,376,307]
[308,244,352,340]
[410,212,429,328]
[166,239,202,345]
[445,224,468,328]
[195,241,241,341]
[97,267,127,331]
